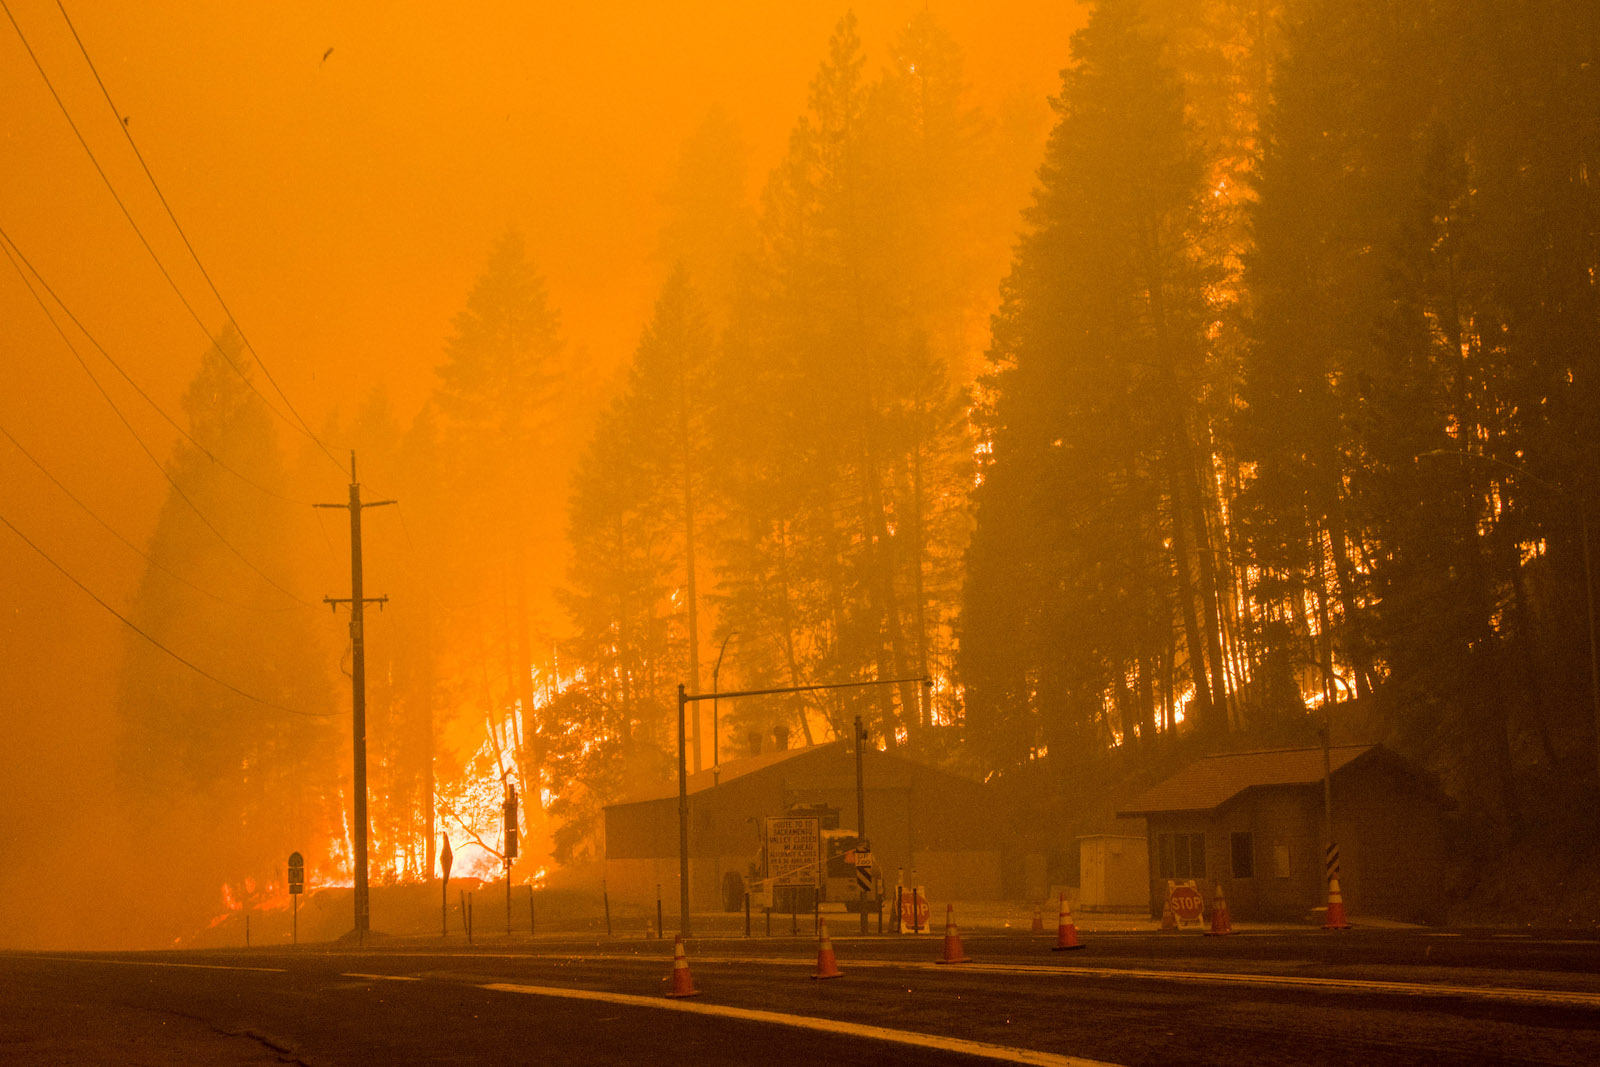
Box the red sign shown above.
[1167,881,1204,924]
[898,887,931,931]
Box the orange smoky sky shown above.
[0,0,1080,944]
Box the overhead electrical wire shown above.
[0,508,328,718]
[53,0,346,474]
[1,0,346,473]
[0,419,298,614]
[0,223,305,506]
[0,234,318,608]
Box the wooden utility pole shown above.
[317,452,394,941]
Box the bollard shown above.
[656,885,664,940]
[528,887,536,936]
[765,907,771,937]
[745,891,751,938]
[603,878,612,937]
[245,912,250,948]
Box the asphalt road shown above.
[5,928,1600,1065]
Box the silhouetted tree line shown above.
[116,2,1598,926]
[966,0,1599,842]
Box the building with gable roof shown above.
[603,740,1017,911]
[1117,744,1452,923]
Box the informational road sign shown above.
[287,851,304,895]
[852,849,875,894]
[1166,880,1204,926]
[764,816,822,888]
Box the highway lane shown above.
[6,929,1600,1065]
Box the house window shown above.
[1231,832,1254,878]
[1159,833,1206,879]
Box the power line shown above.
[0,508,328,718]
[0,419,298,614]
[0,222,305,506]
[53,0,346,474]
[0,234,318,608]
[1,0,343,473]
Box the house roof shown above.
[1116,744,1380,817]
[611,743,835,806]
[608,740,989,808]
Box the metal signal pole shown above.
[316,452,394,941]
[675,675,931,937]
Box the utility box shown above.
[1077,833,1149,913]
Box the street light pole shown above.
[712,632,739,784]
[674,675,930,939]
[677,683,691,937]
[1582,513,1600,786]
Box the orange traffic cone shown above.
[645,918,655,940]
[1052,893,1084,951]
[812,919,843,979]
[1204,882,1233,936]
[1031,904,1044,933]
[935,904,969,964]
[667,935,699,997]
[1159,897,1178,932]
[1324,875,1350,930]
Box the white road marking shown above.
[342,950,1600,1010]
[23,955,286,973]
[341,972,422,982]
[480,981,1116,1066]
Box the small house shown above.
[1116,744,1452,923]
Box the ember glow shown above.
[3,0,1596,954]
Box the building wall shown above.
[1137,769,1447,923]
[1078,835,1150,910]
[603,746,1011,910]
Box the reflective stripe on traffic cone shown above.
[667,935,699,997]
[935,904,969,964]
[1031,904,1044,933]
[1204,882,1233,936]
[1324,875,1350,930]
[812,919,843,979]
[1052,893,1084,950]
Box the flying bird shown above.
[320,47,334,66]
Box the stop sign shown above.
[898,887,931,930]
[1167,882,1204,923]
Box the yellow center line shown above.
[319,949,1600,1010]
[480,981,1117,1067]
